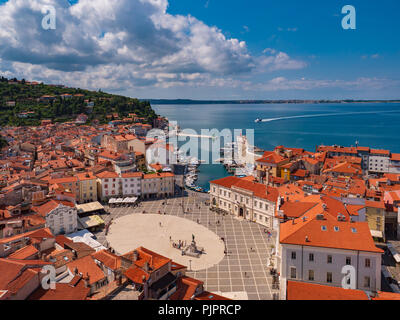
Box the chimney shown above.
[84,274,90,288]
[305,236,309,242]
[74,267,79,275]
[292,219,295,225]
[133,250,138,261]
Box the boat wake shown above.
[257,110,400,123]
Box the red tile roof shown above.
[280,204,383,253]
[286,281,368,300]
[210,176,278,202]
[0,228,54,245]
[31,199,75,217]
[8,245,38,260]
[96,171,119,179]
[28,280,90,300]
[91,250,121,270]
[67,255,106,285]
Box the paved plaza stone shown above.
[107,214,225,271]
[93,194,279,300]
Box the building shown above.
[389,153,400,174]
[209,176,279,228]
[255,149,290,182]
[101,134,137,154]
[96,171,121,201]
[32,200,78,235]
[123,247,177,300]
[0,227,55,258]
[279,205,383,299]
[0,259,51,300]
[49,176,79,202]
[76,172,98,204]
[121,172,142,197]
[141,172,175,199]
[365,200,387,240]
[368,149,390,174]
[98,150,136,174]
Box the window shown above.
[364,276,370,288]
[309,253,314,262]
[327,272,333,283]
[291,251,296,260]
[265,204,269,210]
[346,257,351,265]
[334,226,339,232]
[290,267,297,279]
[308,270,314,281]
[365,258,371,268]
[327,255,332,264]
[321,226,327,231]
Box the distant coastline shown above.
[146,99,400,105]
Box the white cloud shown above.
[0,0,307,92]
[258,51,306,71]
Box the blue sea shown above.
[152,103,400,189]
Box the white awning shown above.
[76,201,104,214]
[370,230,383,238]
[387,243,400,264]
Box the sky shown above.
[0,0,399,100]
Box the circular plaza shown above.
[106,214,225,271]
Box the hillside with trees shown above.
[0,76,157,126]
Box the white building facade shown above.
[278,212,383,299]
[210,176,278,229]
[121,172,142,197]
[35,200,78,235]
